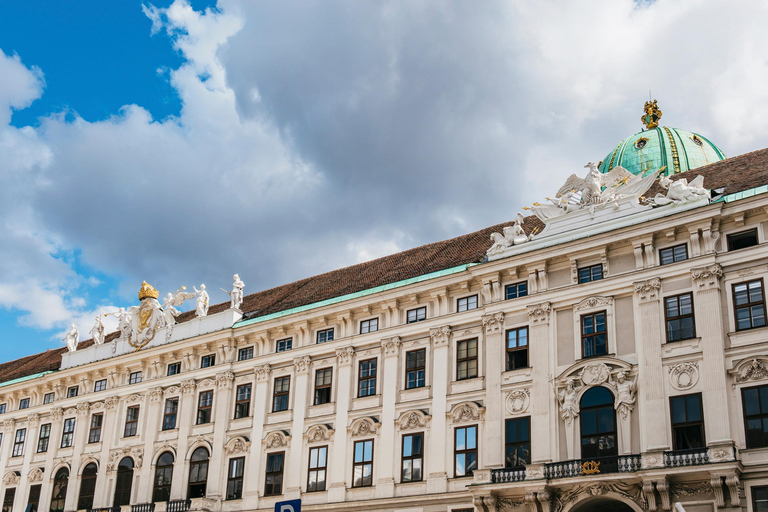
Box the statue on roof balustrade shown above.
[193,284,209,317]
[90,315,105,346]
[223,274,244,311]
[63,323,79,352]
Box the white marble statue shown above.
[557,378,582,424]
[611,370,637,416]
[192,284,209,317]
[650,174,707,206]
[105,308,132,341]
[90,316,105,346]
[488,212,533,255]
[227,274,244,310]
[63,323,80,352]
[161,287,196,340]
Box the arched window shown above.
[77,463,98,510]
[153,452,175,502]
[113,457,134,507]
[49,468,69,512]
[580,386,617,459]
[188,447,210,499]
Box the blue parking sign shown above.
[275,499,301,512]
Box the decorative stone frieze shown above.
[224,436,251,454]
[107,447,144,472]
[575,296,612,311]
[381,336,401,356]
[578,362,611,386]
[76,402,91,416]
[396,410,431,430]
[448,401,485,424]
[430,326,452,346]
[254,364,272,381]
[293,356,311,374]
[198,379,215,389]
[125,394,143,403]
[634,277,661,302]
[669,361,699,390]
[505,389,530,415]
[349,417,380,437]
[335,347,355,365]
[691,263,723,290]
[527,302,551,325]
[481,312,505,334]
[552,482,646,512]
[263,431,291,449]
[163,386,180,396]
[305,424,334,443]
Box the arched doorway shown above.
[113,457,134,507]
[580,387,617,459]
[153,452,175,502]
[188,447,210,499]
[49,468,69,512]
[77,463,98,510]
[570,497,638,512]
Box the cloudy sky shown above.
[1,0,767,360]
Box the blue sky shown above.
[1,0,767,362]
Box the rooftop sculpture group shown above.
[64,274,245,353]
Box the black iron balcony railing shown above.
[664,447,709,467]
[491,466,527,483]
[166,500,191,512]
[544,454,642,479]
[131,504,155,512]
[88,507,120,512]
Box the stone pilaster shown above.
[39,408,63,510]
[93,397,119,507]
[15,414,41,512]
[527,303,553,462]
[63,402,91,512]
[203,371,235,499]
[328,348,354,502]
[285,356,311,498]
[481,313,505,468]
[170,380,196,500]
[375,336,401,498]
[243,365,271,509]
[426,326,451,493]
[135,387,164,503]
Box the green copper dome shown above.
[598,102,726,177]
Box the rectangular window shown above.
[578,264,603,283]
[226,457,245,500]
[457,339,478,380]
[581,311,607,358]
[0,403,5,414]
[93,379,107,392]
[454,425,478,477]
[12,428,26,457]
[43,393,54,405]
[197,391,213,424]
[316,328,334,344]
[129,371,142,384]
[670,393,705,450]
[276,338,292,352]
[67,386,78,398]
[238,346,254,361]
[37,424,51,453]
[60,418,75,448]
[401,433,423,482]
[200,354,215,368]
[2,489,14,512]
[234,384,251,419]
[360,318,378,334]
[742,384,768,448]
[88,414,103,444]
[18,398,29,410]
[734,279,767,331]
[506,327,529,371]
[407,307,426,324]
[27,484,41,512]
[754,486,768,512]
[163,398,179,430]
[665,293,696,341]
[124,406,139,437]
[352,440,374,487]
[314,369,333,405]
[505,417,531,468]
[728,228,758,251]
[505,282,528,300]
[358,359,377,397]
[457,295,478,312]
[405,349,426,389]
[307,446,328,492]
[264,452,284,496]
[167,362,181,376]
[272,377,290,412]
[659,244,688,265]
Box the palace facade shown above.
[2,108,768,512]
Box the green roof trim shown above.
[0,371,53,389]
[234,262,479,328]
[713,185,768,203]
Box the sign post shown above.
[275,499,301,512]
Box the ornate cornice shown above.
[575,296,612,311]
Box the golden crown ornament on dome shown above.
[138,281,159,301]
[641,99,662,130]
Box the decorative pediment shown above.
[263,430,291,449]
[575,296,613,311]
[225,436,251,455]
[107,447,144,472]
[397,410,431,430]
[153,441,177,462]
[305,424,335,443]
[557,357,632,385]
[3,471,20,485]
[163,386,180,396]
[448,401,485,424]
[125,394,143,403]
[78,457,100,474]
[731,357,768,383]
[198,378,216,389]
[28,468,43,483]
[348,417,380,437]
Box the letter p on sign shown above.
[275,499,301,512]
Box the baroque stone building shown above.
[2,106,768,512]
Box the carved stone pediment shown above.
[397,410,431,430]
[731,357,768,383]
[263,430,291,449]
[28,468,43,483]
[225,436,251,455]
[448,401,485,424]
[305,424,335,443]
[575,296,613,311]
[3,471,20,485]
[348,417,380,437]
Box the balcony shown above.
[131,505,155,512]
[491,467,526,483]
[664,447,709,467]
[166,501,191,512]
[545,454,642,478]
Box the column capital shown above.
[293,355,311,374]
[3,417,15,432]
[215,370,235,389]
[381,336,401,357]
[148,387,164,402]
[76,401,91,416]
[51,406,64,420]
[180,379,197,395]
[482,312,505,334]
[430,326,452,347]
[28,413,40,428]
[633,277,661,303]
[692,263,723,291]
[527,302,551,325]
[254,364,272,381]
[104,396,120,409]
[335,347,355,366]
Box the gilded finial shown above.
[641,99,662,130]
[138,281,159,301]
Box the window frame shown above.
[454,425,478,478]
[457,295,478,313]
[659,244,688,265]
[163,398,179,430]
[742,384,768,449]
[352,439,374,488]
[505,282,528,300]
[0,403,5,414]
[124,406,140,437]
[12,428,26,457]
[3,489,15,512]
[456,338,479,381]
[128,371,142,385]
[753,485,768,512]
[272,376,290,412]
[727,228,759,251]
[93,379,107,392]
[238,346,254,361]
[359,318,379,334]
[405,349,426,389]
[43,393,54,405]
[196,390,213,425]
[401,432,424,483]
[234,384,251,419]
[664,293,696,342]
[307,445,328,492]
[77,463,98,510]
[506,327,529,371]
[357,358,377,398]
[577,263,604,283]
[167,362,181,376]
[406,306,427,324]
[37,423,51,453]
[152,452,174,503]
[18,398,30,410]
[67,386,79,398]
[581,310,608,358]
[314,368,333,405]
[226,456,245,500]
[505,417,531,469]
[88,413,103,444]
[316,328,334,344]
[276,338,292,352]
[264,451,285,496]
[733,279,767,331]
[669,393,706,451]
[60,418,75,448]
[200,354,215,368]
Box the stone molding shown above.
[482,312,505,334]
[575,296,613,311]
[381,336,401,356]
[224,436,251,455]
[293,356,311,374]
[505,388,531,415]
[527,302,551,325]
[335,347,355,365]
[348,417,380,437]
[263,430,291,449]
[691,263,723,290]
[732,357,768,383]
[254,364,272,381]
[634,277,661,302]
[430,326,452,346]
[669,361,699,390]
[448,401,485,424]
